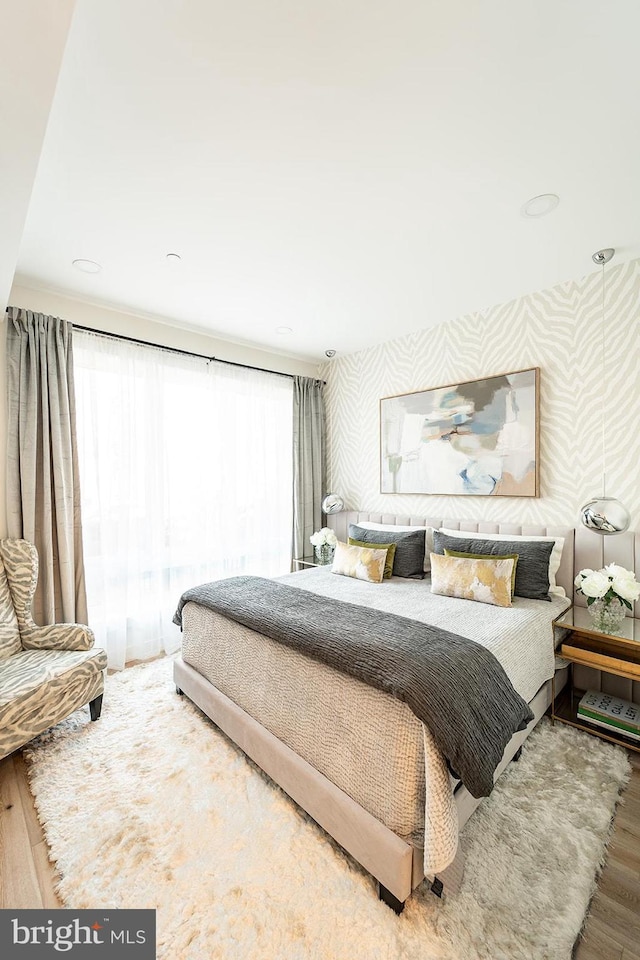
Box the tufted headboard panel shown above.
[329,511,575,599]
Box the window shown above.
[74,332,293,669]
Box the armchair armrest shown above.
[21,623,95,652]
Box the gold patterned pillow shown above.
[444,548,519,594]
[430,553,514,607]
[348,538,397,579]
[332,541,387,584]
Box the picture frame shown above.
[380,367,539,497]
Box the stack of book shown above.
[578,690,640,741]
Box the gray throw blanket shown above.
[174,576,534,798]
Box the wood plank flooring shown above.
[0,751,61,909]
[574,751,640,960]
[1,737,638,955]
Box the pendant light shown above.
[579,248,631,535]
[321,493,344,515]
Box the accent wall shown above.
[321,258,640,532]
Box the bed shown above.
[173,514,575,910]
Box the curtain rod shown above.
[5,308,324,382]
[72,323,305,381]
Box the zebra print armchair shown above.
[0,538,107,761]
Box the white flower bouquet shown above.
[574,564,640,631]
[575,564,640,607]
[310,527,337,564]
[310,527,338,549]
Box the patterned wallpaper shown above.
[320,258,640,531]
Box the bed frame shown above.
[174,513,639,911]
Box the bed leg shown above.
[378,883,405,914]
[431,845,466,899]
[175,685,184,695]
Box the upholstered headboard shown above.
[331,510,640,617]
[330,512,575,598]
[572,524,640,617]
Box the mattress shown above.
[181,568,569,873]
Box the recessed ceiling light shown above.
[72,258,102,274]
[276,326,293,335]
[521,194,560,218]
[166,253,182,263]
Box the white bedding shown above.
[278,566,571,703]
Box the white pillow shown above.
[438,527,566,598]
[355,522,434,571]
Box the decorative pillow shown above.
[444,548,519,594]
[438,527,565,598]
[430,553,514,607]
[433,530,553,601]
[348,538,397,579]
[348,525,425,578]
[355,522,434,571]
[331,541,387,583]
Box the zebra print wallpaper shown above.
[321,258,640,532]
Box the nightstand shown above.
[552,605,640,753]
[292,555,332,570]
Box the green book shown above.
[578,690,640,741]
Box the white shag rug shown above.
[24,658,630,960]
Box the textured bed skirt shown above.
[181,600,456,862]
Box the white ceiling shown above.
[15,0,640,362]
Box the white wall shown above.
[0,0,77,540]
[0,1,76,312]
[321,258,640,533]
[0,283,320,536]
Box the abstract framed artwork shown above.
[380,367,539,496]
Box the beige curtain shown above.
[5,307,88,625]
[292,376,326,561]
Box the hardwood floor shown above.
[574,751,640,960]
[0,751,61,909]
[1,740,639,955]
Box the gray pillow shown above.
[349,525,425,579]
[432,531,554,601]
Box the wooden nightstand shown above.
[552,605,640,752]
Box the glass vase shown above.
[314,543,334,565]
[587,597,627,633]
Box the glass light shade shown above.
[579,497,631,535]
[321,493,344,514]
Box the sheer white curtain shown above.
[73,331,293,669]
